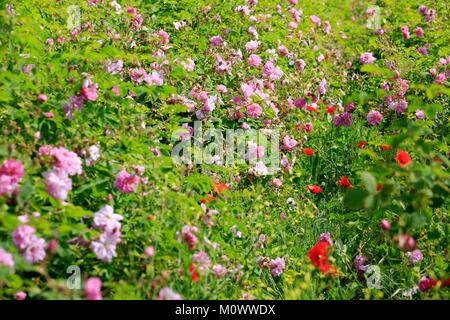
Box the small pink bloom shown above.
[380,219,391,231]
[415,27,424,37]
[112,85,120,96]
[248,54,262,67]
[15,291,27,300]
[246,103,262,119]
[144,246,155,257]
[38,94,48,102]
[309,15,321,27]
[210,36,223,47]
[114,169,139,193]
[360,52,376,64]
[80,86,98,101]
[43,169,72,201]
[84,277,102,300]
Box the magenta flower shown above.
[262,61,283,80]
[248,54,262,67]
[282,135,298,151]
[380,219,391,231]
[246,103,262,119]
[415,109,425,119]
[114,169,139,193]
[360,52,376,64]
[15,292,27,300]
[269,257,285,276]
[209,35,223,47]
[319,232,331,244]
[407,249,423,265]
[418,5,427,15]
[367,110,383,126]
[80,86,98,101]
[415,27,424,37]
[354,255,368,272]
[84,277,103,300]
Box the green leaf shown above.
[361,172,377,194]
[64,204,92,219]
[343,188,370,210]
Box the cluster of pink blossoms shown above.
[262,60,283,81]
[90,205,123,262]
[0,159,24,197]
[177,225,199,250]
[39,146,82,201]
[64,78,98,119]
[12,225,46,264]
[281,135,298,151]
[189,87,222,120]
[269,257,285,276]
[129,67,163,86]
[114,168,140,193]
[158,287,183,300]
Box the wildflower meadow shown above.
[0,0,449,302]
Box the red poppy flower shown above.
[188,263,199,282]
[380,145,392,151]
[395,150,411,167]
[212,180,229,194]
[308,185,322,193]
[356,141,366,148]
[337,176,352,188]
[306,105,318,112]
[326,105,335,114]
[307,241,337,275]
[200,194,217,204]
[441,277,450,288]
[303,148,315,156]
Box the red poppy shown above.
[395,150,411,167]
[212,180,229,194]
[441,277,450,288]
[188,263,199,282]
[308,185,322,193]
[356,141,366,148]
[146,214,154,221]
[303,148,315,156]
[191,272,199,282]
[200,194,217,204]
[306,105,318,112]
[376,183,383,192]
[380,145,392,151]
[307,241,337,275]
[337,176,352,188]
[326,105,335,114]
